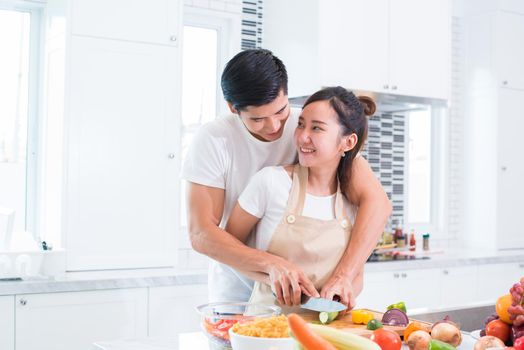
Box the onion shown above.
[473,335,505,350]
[381,308,409,327]
[431,322,462,347]
[406,330,431,350]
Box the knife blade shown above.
[300,296,347,312]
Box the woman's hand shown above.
[320,271,363,313]
[266,256,320,307]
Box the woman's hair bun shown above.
[358,96,376,117]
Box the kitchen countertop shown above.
[93,331,479,350]
[1,248,523,296]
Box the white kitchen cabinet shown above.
[396,268,441,310]
[497,88,524,249]
[476,263,524,302]
[464,6,524,251]
[0,296,14,350]
[440,266,478,307]
[389,0,451,99]
[357,268,440,311]
[15,288,148,350]
[356,271,397,310]
[64,35,180,270]
[71,0,181,46]
[318,0,450,100]
[148,284,208,337]
[495,12,524,90]
[318,0,389,95]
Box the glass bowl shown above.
[196,302,282,350]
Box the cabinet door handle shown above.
[443,269,449,275]
[168,153,175,159]
[501,166,507,171]
[393,273,399,278]
[519,263,524,268]
[401,273,407,278]
[383,84,389,90]
[391,85,398,90]
[502,80,508,85]
[19,299,27,306]
[170,35,177,42]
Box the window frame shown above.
[404,106,448,240]
[178,6,241,251]
[0,0,44,237]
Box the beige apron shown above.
[248,164,353,312]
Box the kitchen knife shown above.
[300,295,347,312]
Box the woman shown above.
[225,86,376,310]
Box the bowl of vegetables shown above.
[196,302,282,350]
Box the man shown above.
[182,49,391,307]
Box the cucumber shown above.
[319,311,339,324]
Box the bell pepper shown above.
[387,301,407,313]
[429,339,457,350]
[351,309,374,325]
[367,319,383,330]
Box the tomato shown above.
[203,318,238,341]
[515,336,524,350]
[496,294,513,324]
[485,319,511,342]
[370,328,402,350]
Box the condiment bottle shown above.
[409,230,416,251]
[422,233,430,251]
[394,218,403,243]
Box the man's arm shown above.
[187,182,272,272]
[336,156,392,282]
[320,156,390,308]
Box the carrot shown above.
[287,313,337,350]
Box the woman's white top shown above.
[238,166,357,252]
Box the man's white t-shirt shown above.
[238,166,356,252]
[182,109,300,302]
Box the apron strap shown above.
[286,164,308,215]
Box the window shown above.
[178,9,240,250]
[0,5,41,241]
[405,105,447,238]
[179,25,219,233]
[407,108,432,223]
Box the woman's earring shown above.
[341,151,346,158]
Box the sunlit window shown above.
[407,109,432,223]
[0,9,31,233]
[180,25,219,230]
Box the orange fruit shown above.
[496,294,513,324]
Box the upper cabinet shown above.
[43,0,182,270]
[495,12,524,90]
[71,0,181,46]
[319,0,450,100]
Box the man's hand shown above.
[266,256,320,307]
[320,270,363,314]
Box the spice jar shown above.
[422,233,430,251]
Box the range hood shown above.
[289,90,448,113]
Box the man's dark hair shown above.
[221,49,288,111]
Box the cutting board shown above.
[299,309,431,338]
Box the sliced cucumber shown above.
[319,311,339,324]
